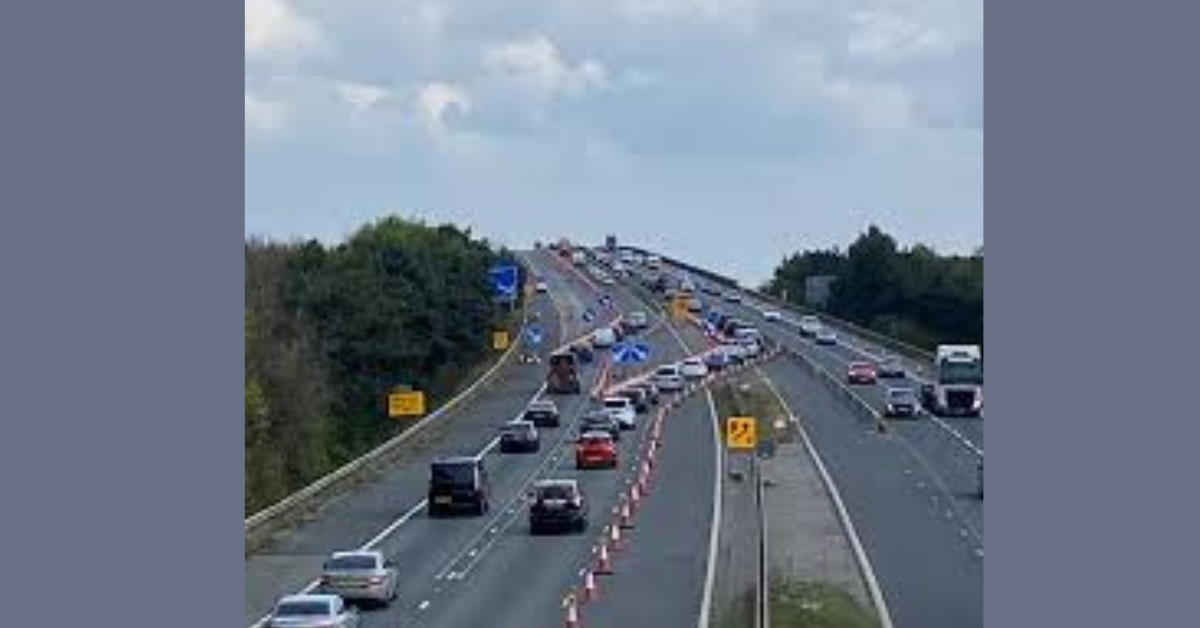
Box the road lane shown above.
[761,356,983,628]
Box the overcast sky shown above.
[246,0,982,286]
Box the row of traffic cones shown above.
[561,407,665,627]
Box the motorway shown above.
[247,245,983,628]
[654,256,984,628]
[246,249,720,628]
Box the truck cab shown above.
[921,344,984,417]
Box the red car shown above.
[846,361,878,385]
[575,432,618,469]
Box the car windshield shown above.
[604,399,626,408]
[326,555,377,570]
[431,462,475,485]
[889,390,915,401]
[276,601,331,617]
[581,434,611,446]
[504,424,533,435]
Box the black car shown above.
[627,382,660,406]
[528,479,589,534]
[884,387,920,418]
[579,411,621,441]
[428,456,490,517]
[570,342,595,364]
[614,387,650,413]
[877,358,906,379]
[499,421,540,453]
[522,400,561,428]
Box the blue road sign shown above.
[489,264,519,300]
[612,342,650,365]
[524,325,544,346]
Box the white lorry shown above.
[920,344,984,417]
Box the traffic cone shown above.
[583,570,599,602]
[565,596,581,628]
[595,543,614,574]
[619,501,634,529]
[630,484,641,509]
[610,522,623,550]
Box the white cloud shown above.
[482,36,610,101]
[245,0,324,56]
[245,92,288,134]
[416,82,470,135]
[846,1,982,65]
[335,81,393,111]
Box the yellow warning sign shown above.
[388,390,426,418]
[726,417,757,450]
[493,330,510,351]
[672,295,690,319]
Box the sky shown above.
[245,0,983,286]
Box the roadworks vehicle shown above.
[546,350,582,395]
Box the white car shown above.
[653,364,685,392]
[592,327,617,348]
[739,338,762,357]
[320,550,397,605]
[603,396,637,430]
[681,358,709,379]
[268,594,359,628]
[798,315,822,337]
[815,328,838,345]
[535,280,550,293]
[628,311,649,329]
[762,310,781,322]
[723,292,743,303]
[720,340,748,363]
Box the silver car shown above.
[268,594,360,628]
[319,551,398,606]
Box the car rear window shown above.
[604,399,627,408]
[431,462,475,485]
[537,484,576,500]
[327,555,377,570]
[276,601,331,617]
[582,434,611,445]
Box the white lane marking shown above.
[361,498,430,551]
[697,388,724,628]
[418,600,431,611]
[757,370,897,628]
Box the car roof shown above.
[433,455,481,465]
[534,478,578,489]
[330,550,381,560]
[604,396,630,403]
[529,399,556,408]
[504,420,535,428]
[887,387,914,395]
[279,594,338,605]
[580,430,613,440]
[850,361,873,368]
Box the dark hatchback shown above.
[528,480,589,534]
[579,410,621,441]
[427,456,490,517]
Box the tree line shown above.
[764,225,982,350]
[246,217,520,515]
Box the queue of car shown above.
[267,247,733,626]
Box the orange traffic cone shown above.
[583,570,599,602]
[595,543,613,575]
[619,501,634,529]
[565,596,581,628]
